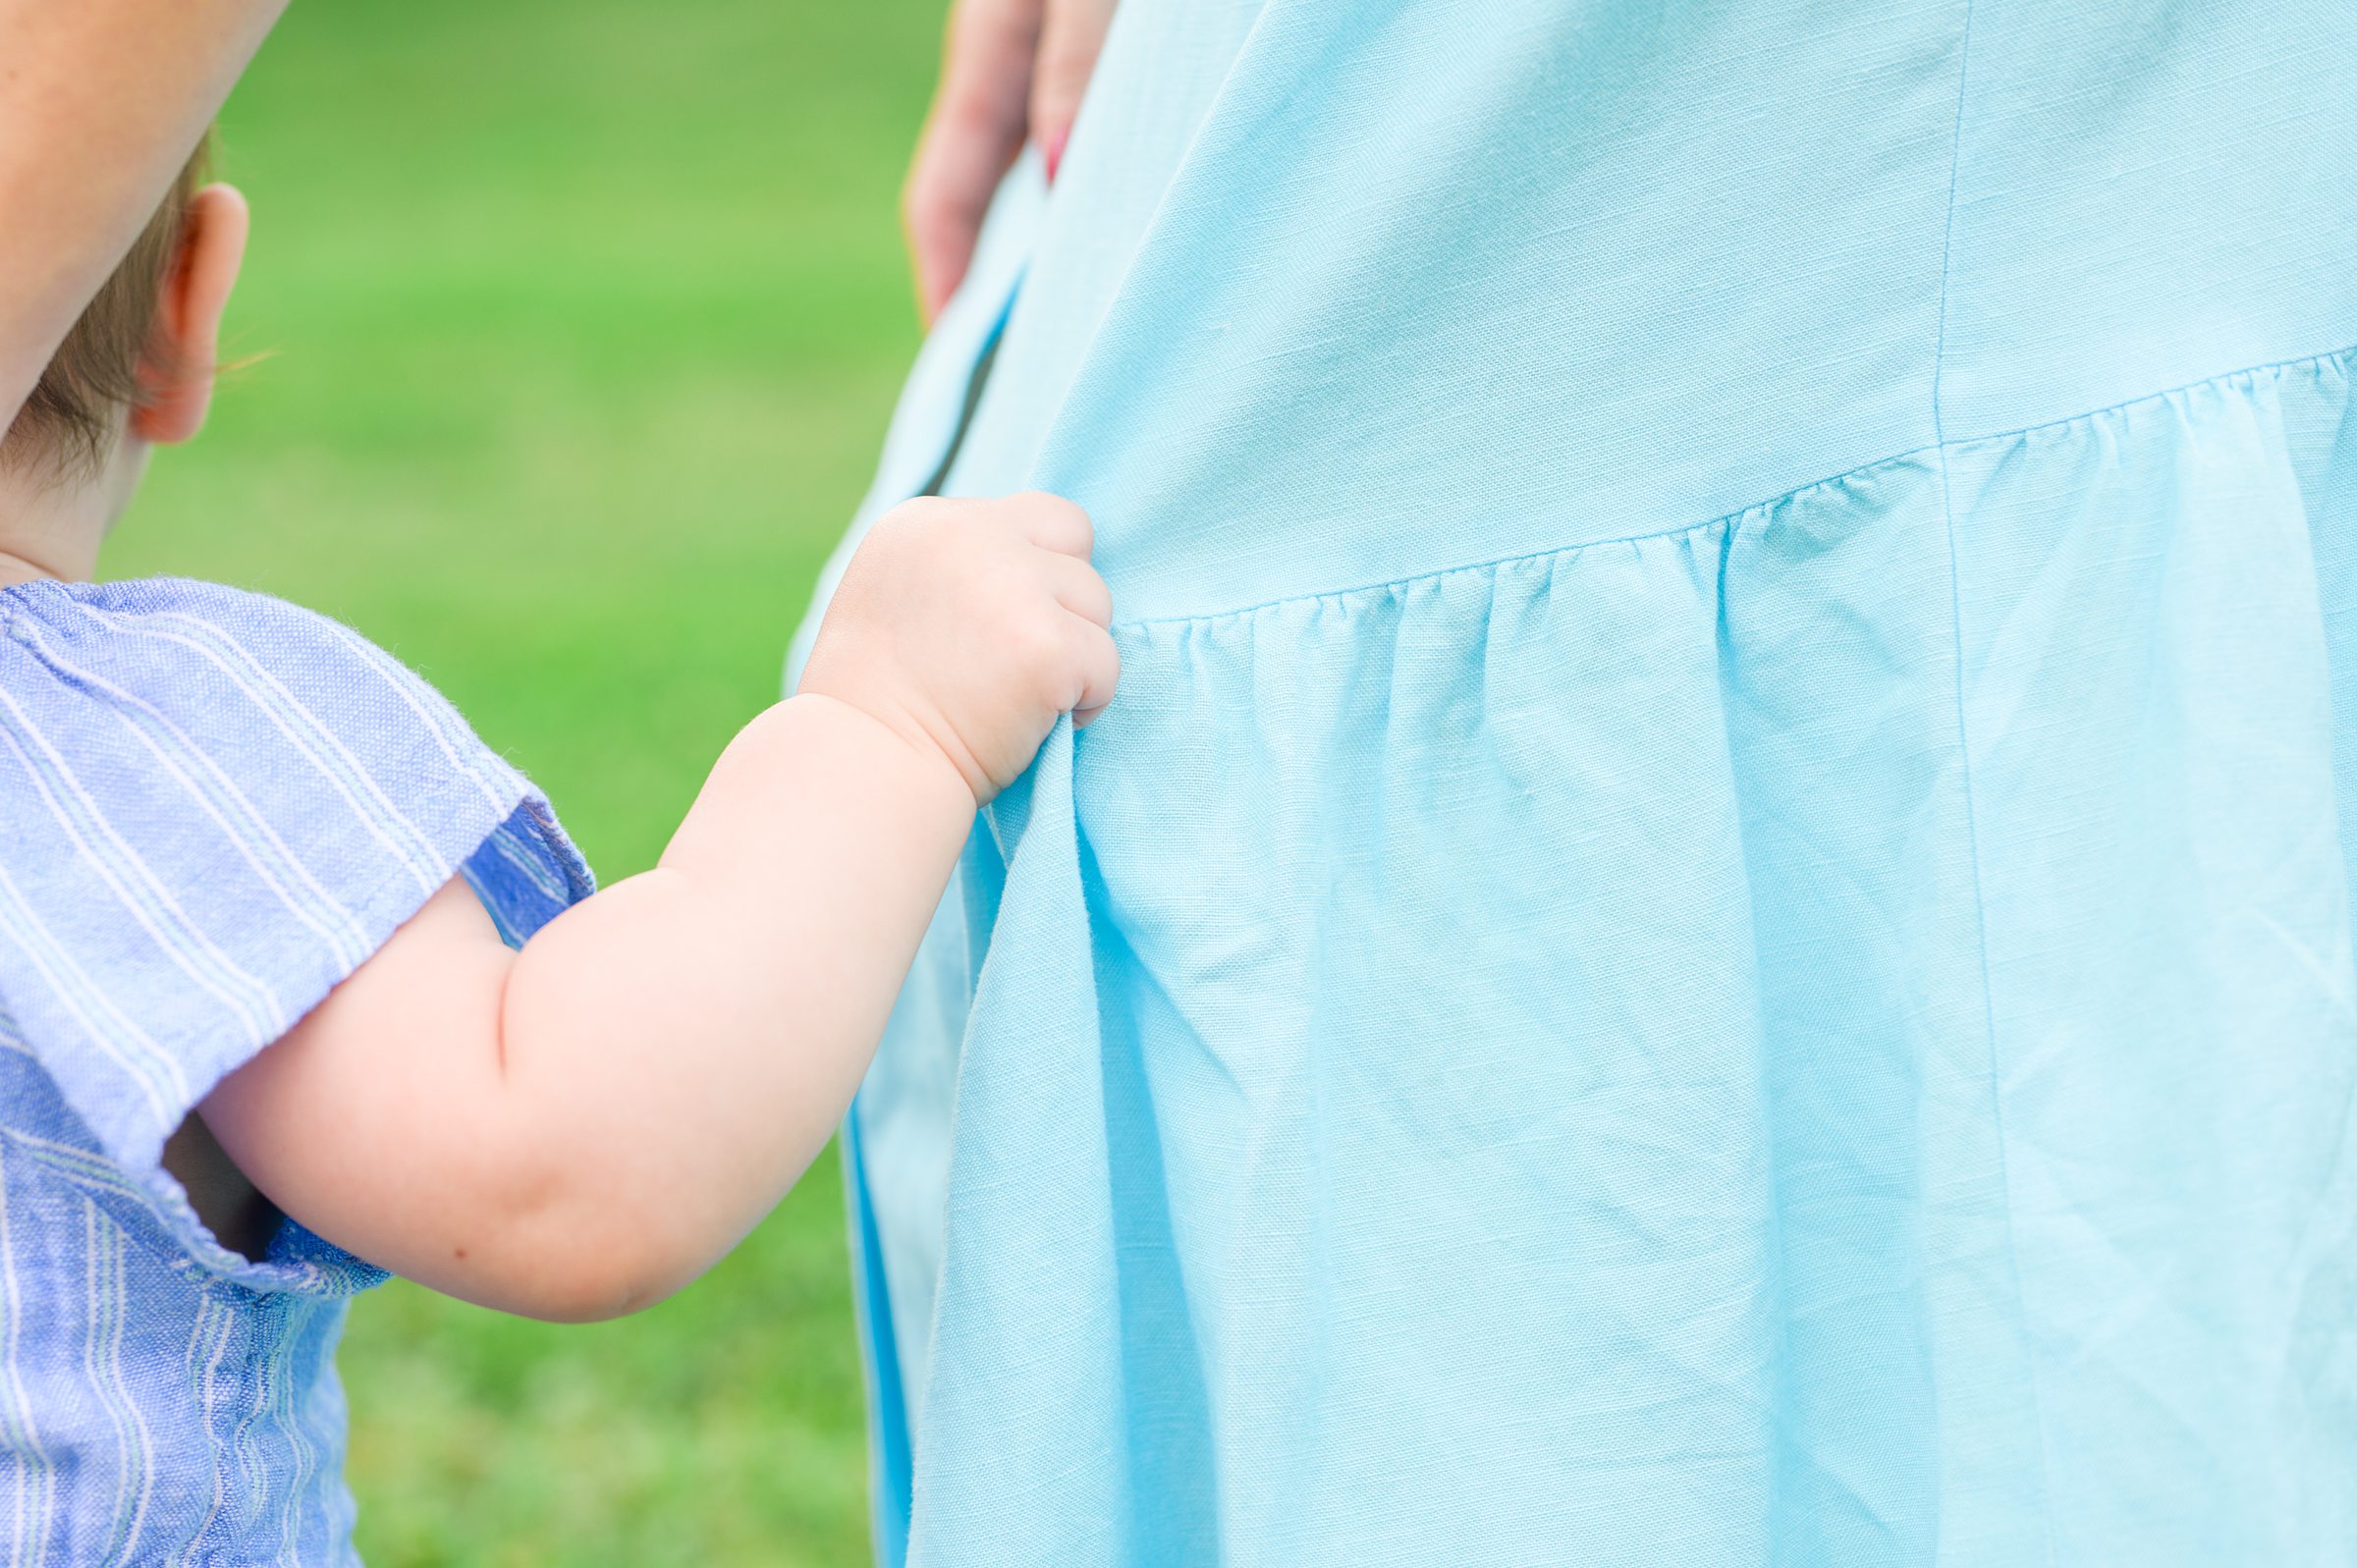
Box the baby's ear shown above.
[132,184,249,447]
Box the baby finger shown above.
[1069,620,1121,727]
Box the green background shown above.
[109,2,946,1561]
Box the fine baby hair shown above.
[2,139,211,474]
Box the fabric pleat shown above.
[793,1,2357,1559]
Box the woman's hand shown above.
[903,0,1117,322]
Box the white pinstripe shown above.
[0,693,284,1046]
[0,857,183,1124]
[323,619,514,818]
[269,1305,315,1568]
[0,579,581,1564]
[0,1145,54,1568]
[96,1221,155,1568]
[162,1294,235,1567]
[59,601,448,897]
[110,607,455,882]
[9,619,372,972]
[78,1207,134,1565]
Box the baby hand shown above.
[798,492,1119,803]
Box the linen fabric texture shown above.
[0,577,589,1566]
[795,1,2357,1562]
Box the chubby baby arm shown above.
[198,493,1116,1322]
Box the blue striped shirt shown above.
[0,577,590,1564]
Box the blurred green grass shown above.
[107,2,944,1561]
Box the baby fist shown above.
[798,493,1119,803]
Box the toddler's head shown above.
[0,143,248,577]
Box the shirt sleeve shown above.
[0,577,594,1266]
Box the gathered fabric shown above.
[795,2,2357,1562]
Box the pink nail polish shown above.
[1044,130,1069,185]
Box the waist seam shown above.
[1112,342,2354,632]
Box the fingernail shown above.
[1043,130,1069,185]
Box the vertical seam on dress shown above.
[1931,4,2059,1562]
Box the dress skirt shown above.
[793,3,2357,1561]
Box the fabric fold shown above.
[807,1,2357,1558]
[829,343,2357,1565]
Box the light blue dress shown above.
[0,578,589,1565]
[796,1,2357,1562]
